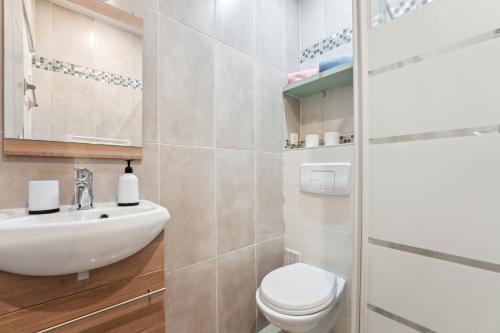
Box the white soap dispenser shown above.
[117,160,139,206]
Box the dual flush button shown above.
[300,163,351,196]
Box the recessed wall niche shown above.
[284,84,354,149]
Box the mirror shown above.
[3,0,143,158]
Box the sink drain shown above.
[99,214,109,219]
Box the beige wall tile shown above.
[140,7,158,144]
[256,152,284,241]
[136,143,159,203]
[10,20,24,139]
[256,236,285,331]
[255,0,284,71]
[215,0,255,56]
[285,0,300,74]
[254,62,285,153]
[300,93,324,138]
[31,68,52,140]
[284,184,353,233]
[217,246,256,333]
[332,282,352,333]
[256,237,284,285]
[285,221,352,277]
[132,34,143,80]
[132,89,143,146]
[160,145,216,271]
[51,73,95,141]
[52,3,94,67]
[214,43,254,150]
[299,0,324,56]
[160,0,214,35]
[325,85,354,135]
[34,0,52,59]
[0,0,2,133]
[0,137,75,209]
[216,149,255,254]
[159,17,214,147]
[95,20,136,78]
[135,0,159,12]
[166,259,217,333]
[95,81,141,146]
[285,95,300,141]
[73,158,123,203]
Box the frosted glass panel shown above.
[371,0,435,27]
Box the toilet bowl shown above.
[256,263,345,333]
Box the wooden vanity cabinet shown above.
[0,233,165,333]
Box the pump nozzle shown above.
[125,160,134,173]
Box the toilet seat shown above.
[259,263,337,316]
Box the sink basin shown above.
[0,200,170,276]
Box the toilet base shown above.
[259,299,342,333]
[257,289,345,333]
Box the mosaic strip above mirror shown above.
[300,27,353,63]
[32,56,143,90]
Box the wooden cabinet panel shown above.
[3,139,143,160]
[0,270,164,333]
[52,289,165,333]
[0,233,164,316]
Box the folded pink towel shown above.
[287,68,319,84]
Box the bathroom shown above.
[0,0,498,332]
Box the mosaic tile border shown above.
[33,55,143,89]
[340,134,354,144]
[372,0,435,27]
[300,27,353,63]
[284,134,354,150]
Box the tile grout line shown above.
[280,0,287,274]
[253,0,259,324]
[156,4,161,207]
[157,142,283,154]
[213,1,219,330]
[165,256,217,276]
[157,9,284,74]
[285,216,354,236]
[212,1,219,329]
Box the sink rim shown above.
[0,200,168,228]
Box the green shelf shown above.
[283,62,353,98]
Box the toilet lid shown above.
[259,263,337,315]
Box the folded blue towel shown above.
[319,55,353,72]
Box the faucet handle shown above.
[75,167,93,182]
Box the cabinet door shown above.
[52,289,165,333]
[0,270,164,332]
[0,233,164,316]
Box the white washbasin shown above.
[0,200,170,276]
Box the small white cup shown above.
[324,132,341,146]
[290,133,299,146]
[28,180,60,214]
[305,134,320,148]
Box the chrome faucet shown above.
[75,167,94,210]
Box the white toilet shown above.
[256,263,345,333]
